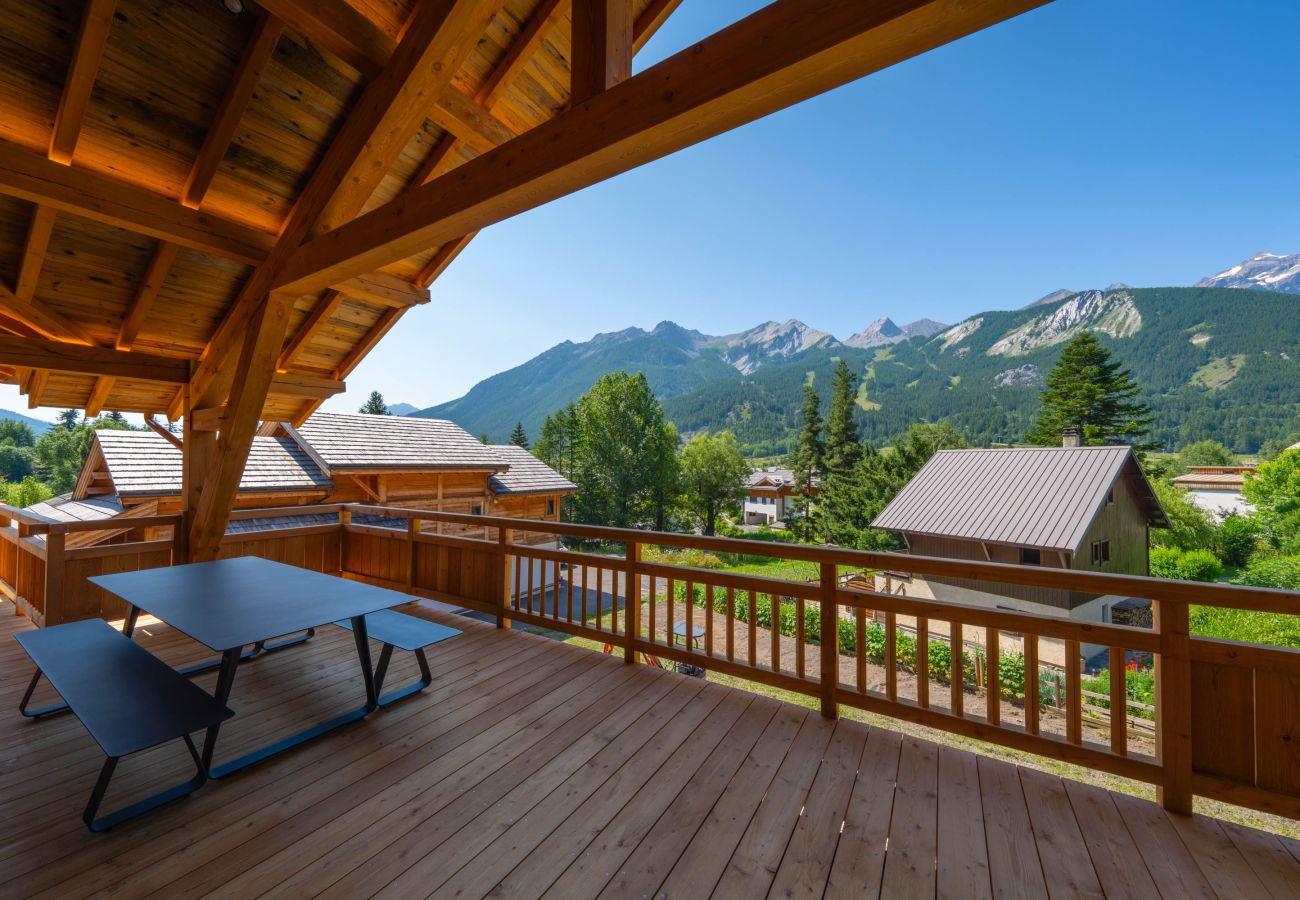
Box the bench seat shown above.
[334,609,460,705]
[16,618,233,831]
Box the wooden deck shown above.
[2,601,1297,899]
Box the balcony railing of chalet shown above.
[2,501,1298,823]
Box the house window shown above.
[1020,548,1041,566]
[1091,540,1111,565]
[546,499,555,515]
[471,504,482,516]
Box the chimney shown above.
[1061,428,1081,448]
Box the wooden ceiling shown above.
[0,0,678,422]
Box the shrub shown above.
[1216,515,1260,568]
[1080,667,1155,721]
[644,547,726,569]
[1237,555,1300,591]
[1175,549,1224,582]
[997,651,1026,699]
[1149,547,1183,579]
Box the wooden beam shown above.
[478,0,567,108]
[415,231,476,287]
[144,414,183,450]
[254,0,395,76]
[0,140,273,265]
[276,0,1050,295]
[335,271,430,308]
[632,0,684,54]
[26,370,49,409]
[430,87,519,154]
[278,288,344,370]
[85,375,114,417]
[311,0,508,236]
[16,205,57,301]
[189,406,227,432]
[117,241,180,350]
[410,133,467,187]
[0,282,96,345]
[182,14,284,209]
[571,0,632,104]
[333,306,403,379]
[0,313,42,340]
[49,0,118,164]
[0,334,190,382]
[269,371,345,399]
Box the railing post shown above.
[338,507,351,575]
[171,515,187,565]
[406,517,419,590]
[1155,598,1193,815]
[819,561,839,719]
[496,527,513,629]
[44,529,65,627]
[624,539,640,664]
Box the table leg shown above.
[201,646,244,773]
[122,604,140,638]
[351,614,378,712]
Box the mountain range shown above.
[411,251,1300,454]
[0,409,53,436]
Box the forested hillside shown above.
[416,287,1300,454]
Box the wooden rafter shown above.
[571,0,633,104]
[0,334,189,383]
[49,0,118,164]
[117,241,180,351]
[16,205,57,301]
[334,306,403,380]
[0,282,95,345]
[632,0,684,54]
[478,0,567,107]
[26,370,49,409]
[254,0,396,76]
[182,13,284,209]
[428,87,519,154]
[278,289,344,371]
[416,231,477,287]
[85,375,114,417]
[0,140,273,265]
[144,414,183,450]
[410,133,468,187]
[277,0,1049,295]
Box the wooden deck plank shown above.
[767,719,870,900]
[937,745,992,900]
[1061,780,1159,900]
[709,711,836,899]
[1107,791,1219,900]
[1019,767,1105,899]
[652,704,807,898]
[825,726,902,900]
[879,736,940,899]
[977,756,1049,900]
[0,600,1296,900]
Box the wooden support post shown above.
[1155,599,1193,814]
[497,527,513,629]
[987,627,1000,726]
[406,517,418,590]
[818,561,838,719]
[950,620,963,718]
[338,507,351,573]
[571,0,633,104]
[1025,635,1039,735]
[624,539,640,663]
[1109,645,1128,757]
[1066,638,1082,745]
[44,530,66,627]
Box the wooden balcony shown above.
[2,502,1299,896]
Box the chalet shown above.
[872,445,1167,622]
[1171,465,1255,520]
[743,467,816,525]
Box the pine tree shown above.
[56,409,81,430]
[509,421,529,449]
[1027,332,1152,449]
[787,381,825,538]
[825,359,862,475]
[359,391,389,415]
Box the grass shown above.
[554,632,1300,840]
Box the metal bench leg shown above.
[375,647,435,707]
[83,735,208,832]
[19,668,70,718]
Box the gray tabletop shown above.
[89,556,413,652]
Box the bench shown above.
[334,609,461,706]
[15,619,234,832]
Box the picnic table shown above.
[89,556,417,778]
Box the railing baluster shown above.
[705,584,714,659]
[526,548,535,615]
[513,552,521,612]
[624,541,639,662]
[748,590,757,667]
[951,620,963,718]
[1025,635,1039,735]
[648,572,656,647]
[577,556,586,623]
[592,564,601,629]
[685,580,695,659]
[666,577,675,648]
[1109,645,1127,756]
[726,586,735,662]
[917,616,929,709]
[885,611,897,702]
[1066,638,1082,745]
[795,595,805,680]
[818,563,837,719]
[610,561,618,635]
[987,627,1000,727]
[770,594,781,674]
[855,606,865,694]
[580,560,588,626]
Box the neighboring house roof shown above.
[872,446,1167,553]
[291,412,504,471]
[488,446,576,496]
[23,494,123,524]
[1172,472,1247,491]
[747,467,817,490]
[96,431,330,497]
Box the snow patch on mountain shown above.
[1196,251,1300,294]
[987,290,1142,357]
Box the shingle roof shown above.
[1172,472,1246,489]
[872,446,1166,552]
[96,431,330,497]
[24,494,123,523]
[488,445,576,495]
[293,412,504,470]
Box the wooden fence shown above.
[3,501,1298,821]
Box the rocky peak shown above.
[1196,251,1300,294]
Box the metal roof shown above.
[488,446,576,496]
[96,431,330,497]
[292,413,505,471]
[872,446,1166,552]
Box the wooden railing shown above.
[4,501,1298,821]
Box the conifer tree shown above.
[787,381,825,538]
[359,391,389,415]
[56,409,81,430]
[1028,332,1152,448]
[825,359,862,475]
[509,421,529,449]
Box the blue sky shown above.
[11,0,1300,420]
